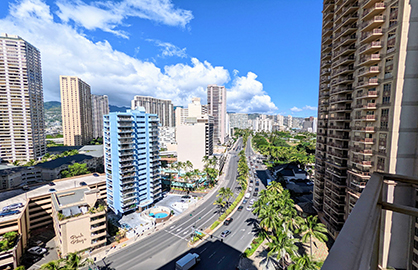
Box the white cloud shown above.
[146,39,187,58]
[290,106,303,112]
[303,105,317,111]
[228,72,278,113]
[0,0,278,114]
[56,0,194,37]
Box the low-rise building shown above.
[51,187,107,256]
[0,174,106,269]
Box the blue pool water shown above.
[150,212,168,219]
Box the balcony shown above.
[351,126,375,133]
[351,158,373,167]
[329,105,351,112]
[322,173,418,270]
[328,134,350,140]
[334,34,356,50]
[361,15,385,31]
[359,41,383,55]
[332,55,355,68]
[358,54,381,67]
[362,2,385,20]
[358,66,380,78]
[329,116,350,121]
[331,86,353,95]
[353,136,375,144]
[328,125,350,131]
[331,66,354,77]
[360,29,383,43]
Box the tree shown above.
[63,252,93,270]
[300,215,328,256]
[288,254,323,270]
[217,187,233,207]
[267,181,284,194]
[14,266,26,270]
[213,197,225,216]
[40,260,62,270]
[267,231,298,269]
[61,163,90,178]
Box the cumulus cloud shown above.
[228,72,278,113]
[290,107,303,112]
[303,105,317,111]
[0,0,278,113]
[56,0,194,37]
[146,39,187,58]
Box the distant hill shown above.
[44,101,61,110]
[109,105,130,112]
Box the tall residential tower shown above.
[104,108,161,214]
[0,33,46,162]
[314,0,418,243]
[131,96,174,127]
[91,94,109,139]
[207,85,227,144]
[60,76,93,146]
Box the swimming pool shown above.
[150,212,168,219]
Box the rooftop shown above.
[0,174,105,223]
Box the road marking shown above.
[176,228,181,232]
[183,231,188,235]
[163,229,188,241]
[209,252,216,258]
[248,232,251,234]
[199,247,207,254]
[241,229,245,231]
[218,256,226,264]
[170,225,175,229]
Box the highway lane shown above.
[96,139,243,269]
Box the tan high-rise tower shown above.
[0,33,46,162]
[207,85,227,144]
[60,76,93,146]
[314,0,418,245]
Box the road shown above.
[95,137,269,270]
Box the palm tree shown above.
[213,197,225,216]
[288,254,323,270]
[63,252,93,270]
[267,231,298,269]
[40,260,62,270]
[222,188,234,208]
[300,215,328,256]
[259,204,282,233]
[267,181,284,194]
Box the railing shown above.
[361,29,383,41]
[322,172,418,270]
[362,2,385,18]
[359,41,383,53]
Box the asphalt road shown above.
[95,137,270,270]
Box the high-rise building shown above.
[287,115,293,128]
[91,94,109,139]
[0,33,46,162]
[253,115,273,132]
[207,85,227,144]
[131,96,174,127]
[60,76,93,146]
[229,113,250,130]
[314,0,418,242]
[276,114,284,126]
[104,108,161,214]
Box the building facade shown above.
[0,33,46,162]
[131,96,174,127]
[207,85,227,144]
[91,94,109,139]
[60,76,93,146]
[104,108,162,215]
[314,0,418,245]
[229,113,250,130]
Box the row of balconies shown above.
[353,115,377,121]
[362,2,385,20]
[352,137,375,143]
[351,126,375,133]
[358,66,380,77]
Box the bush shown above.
[243,235,264,257]
[210,221,220,230]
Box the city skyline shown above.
[0,0,322,117]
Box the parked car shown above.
[306,181,314,186]
[255,182,259,186]
[27,246,47,256]
[0,210,20,217]
[253,192,258,197]
[249,187,253,192]
[237,206,244,211]
[249,180,253,183]
[48,188,56,193]
[181,195,191,199]
[21,185,29,191]
[79,181,87,186]
[93,173,100,177]
[48,182,55,186]
[242,199,248,204]
[2,203,23,212]
[246,205,252,211]
[220,230,231,238]
[249,183,253,187]
[224,217,233,225]
[255,188,259,192]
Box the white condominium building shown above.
[207,85,227,144]
[60,76,93,146]
[0,33,46,162]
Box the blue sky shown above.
[0,0,323,117]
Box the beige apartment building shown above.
[314,0,418,248]
[60,76,93,146]
[131,95,174,127]
[91,94,109,139]
[0,174,106,269]
[0,33,46,162]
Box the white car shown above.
[246,206,253,211]
[27,246,47,256]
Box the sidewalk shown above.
[87,143,237,262]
